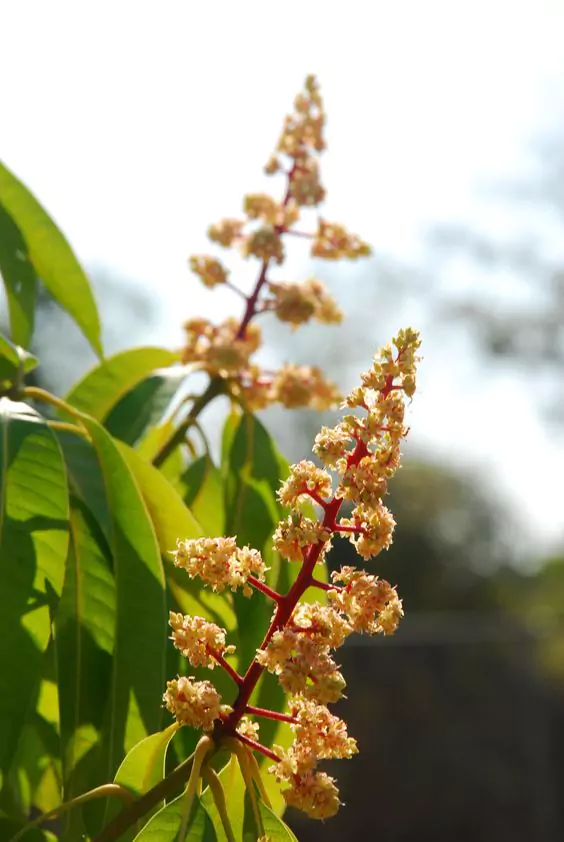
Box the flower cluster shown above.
[181,75,371,413]
[172,536,267,597]
[163,676,232,731]
[163,329,421,822]
[271,699,357,819]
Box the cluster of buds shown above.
[164,329,421,820]
[182,75,371,413]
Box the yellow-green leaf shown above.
[0,161,102,357]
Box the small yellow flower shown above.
[242,226,285,264]
[277,461,333,509]
[236,717,260,742]
[290,603,352,648]
[273,514,332,563]
[207,218,245,247]
[189,255,229,288]
[163,676,231,730]
[329,567,403,635]
[271,365,341,411]
[172,537,267,594]
[282,771,341,819]
[311,219,371,261]
[168,613,235,668]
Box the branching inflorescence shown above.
[157,75,422,824]
[164,328,421,820]
[180,74,371,414]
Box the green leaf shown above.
[0,161,103,357]
[222,413,281,666]
[64,347,180,423]
[0,204,38,348]
[0,333,38,384]
[105,364,194,447]
[116,442,235,634]
[133,792,217,841]
[55,496,116,839]
[114,724,178,798]
[258,799,299,841]
[0,815,57,842]
[10,710,62,816]
[180,456,225,537]
[116,440,202,549]
[0,398,69,777]
[77,416,167,778]
[55,432,110,539]
[201,755,246,842]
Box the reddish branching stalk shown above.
[219,440,372,735]
[166,329,421,820]
[244,705,297,724]
[247,576,283,603]
[235,161,298,340]
[234,732,281,763]
[208,648,244,686]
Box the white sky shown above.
[2,0,564,556]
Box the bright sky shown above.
[2,0,564,556]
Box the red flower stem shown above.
[220,438,369,735]
[283,229,314,239]
[235,161,298,340]
[332,524,365,534]
[245,705,297,724]
[225,281,248,300]
[309,577,338,592]
[234,732,281,763]
[217,374,397,737]
[248,576,283,603]
[307,490,329,509]
[208,648,244,685]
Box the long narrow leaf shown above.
[0,161,102,357]
[132,791,217,842]
[55,497,116,839]
[0,205,38,348]
[105,367,190,446]
[0,398,69,778]
[64,348,179,423]
[78,417,167,779]
[116,443,235,632]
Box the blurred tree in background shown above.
[426,136,564,424]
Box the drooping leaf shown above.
[201,754,246,842]
[78,416,167,779]
[0,205,38,348]
[0,398,69,777]
[132,791,217,842]
[64,348,179,424]
[0,161,103,357]
[55,496,116,839]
